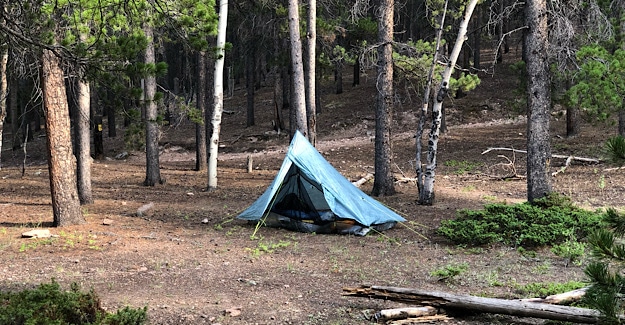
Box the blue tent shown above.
[237,131,405,235]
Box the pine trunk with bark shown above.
[525,0,552,202]
[371,0,396,197]
[0,46,7,169]
[288,0,308,138]
[566,105,580,138]
[246,48,255,127]
[76,76,93,204]
[143,24,162,186]
[41,49,84,226]
[306,0,317,146]
[196,51,207,171]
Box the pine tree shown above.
[584,208,625,323]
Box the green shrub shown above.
[605,135,625,165]
[437,194,603,247]
[0,280,147,325]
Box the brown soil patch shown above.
[1,59,624,324]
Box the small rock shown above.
[187,192,194,196]
[201,218,209,224]
[102,218,114,225]
[224,306,242,317]
[115,151,129,160]
[22,229,51,238]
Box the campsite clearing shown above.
[1,64,624,324]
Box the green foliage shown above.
[430,262,468,282]
[516,281,586,298]
[605,135,625,165]
[437,194,604,247]
[584,209,625,323]
[0,280,147,325]
[567,45,625,125]
[393,39,480,100]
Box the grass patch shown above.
[444,160,482,175]
[516,281,586,298]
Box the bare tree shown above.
[418,0,479,205]
[525,0,551,202]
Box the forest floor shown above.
[1,55,624,325]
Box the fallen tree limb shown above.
[374,306,436,322]
[388,315,451,324]
[352,173,374,188]
[343,285,601,323]
[552,156,573,177]
[482,147,601,164]
[522,287,588,305]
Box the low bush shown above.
[0,280,147,325]
[605,135,625,165]
[437,194,604,247]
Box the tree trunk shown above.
[525,0,551,202]
[353,59,360,87]
[208,0,228,189]
[41,49,84,226]
[334,60,343,94]
[246,48,255,127]
[619,110,625,137]
[343,286,602,324]
[76,76,93,204]
[106,90,116,138]
[287,0,308,138]
[472,6,481,70]
[196,51,207,171]
[371,0,396,197]
[10,74,19,150]
[416,5,447,203]
[274,67,285,132]
[143,23,162,186]
[0,45,7,170]
[306,0,317,146]
[566,105,580,138]
[420,0,478,205]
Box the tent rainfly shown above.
[237,131,405,235]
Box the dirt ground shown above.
[1,57,624,325]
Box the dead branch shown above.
[482,147,601,164]
[388,315,451,324]
[522,287,588,305]
[352,173,374,188]
[552,156,573,177]
[343,285,602,323]
[374,306,436,322]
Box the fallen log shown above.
[343,285,601,323]
[352,173,374,188]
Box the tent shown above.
[237,131,405,235]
